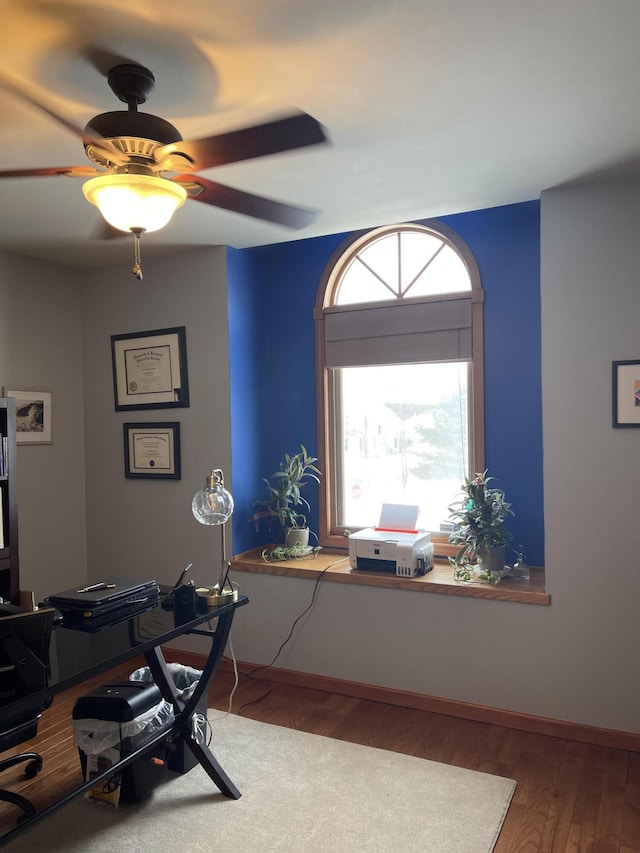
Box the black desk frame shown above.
[0,594,248,848]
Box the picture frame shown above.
[123,422,181,479]
[111,326,189,411]
[612,359,640,427]
[6,390,52,444]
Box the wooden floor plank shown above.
[540,739,587,853]
[565,745,608,853]
[498,734,562,852]
[593,748,627,852]
[621,751,640,853]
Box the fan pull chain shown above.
[131,227,144,280]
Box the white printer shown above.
[348,504,434,577]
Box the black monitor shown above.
[0,608,55,694]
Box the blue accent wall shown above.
[227,232,349,551]
[228,200,544,565]
[439,202,543,564]
[226,246,262,551]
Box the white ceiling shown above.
[1,0,640,268]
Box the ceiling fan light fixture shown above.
[82,173,187,233]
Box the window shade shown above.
[324,297,472,367]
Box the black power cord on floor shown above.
[231,556,349,713]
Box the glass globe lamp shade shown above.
[82,173,187,233]
[192,470,234,526]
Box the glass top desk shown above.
[0,591,249,847]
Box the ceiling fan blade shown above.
[173,174,318,229]
[0,78,127,165]
[157,112,327,173]
[0,166,100,179]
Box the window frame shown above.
[314,221,485,553]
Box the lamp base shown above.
[196,584,238,610]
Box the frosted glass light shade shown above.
[192,470,234,526]
[82,173,187,233]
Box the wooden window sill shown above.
[231,548,549,605]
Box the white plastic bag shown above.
[72,698,174,755]
[130,663,202,701]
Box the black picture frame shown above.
[123,422,181,479]
[111,326,189,411]
[612,359,640,427]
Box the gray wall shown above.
[540,177,640,730]
[80,247,231,599]
[0,252,86,602]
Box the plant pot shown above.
[477,544,508,575]
[284,527,310,548]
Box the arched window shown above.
[315,222,484,551]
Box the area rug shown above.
[5,714,516,853]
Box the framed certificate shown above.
[111,326,189,411]
[123,422,181,479]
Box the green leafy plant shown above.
[446,470,514,582]
[250,445,322,531]
[261,542,322,562]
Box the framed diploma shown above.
[123,422,181,479]
[111,326,189,411]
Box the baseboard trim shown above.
[167,648,640,752]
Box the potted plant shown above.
[446,470,514,583]
[250,445,322,554]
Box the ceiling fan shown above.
[0,63,328,277]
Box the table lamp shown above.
[191,468,238,606]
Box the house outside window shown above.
[314,222,485,553]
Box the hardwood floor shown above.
[1,656,638,851]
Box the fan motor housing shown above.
[84,111,183,167]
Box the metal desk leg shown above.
[144,607,241,799]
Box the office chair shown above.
[0,606,55,822]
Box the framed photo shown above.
[111,326,189,411]
[6,390,52,444]
[612,360,640,427]
[123,422,181,479]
